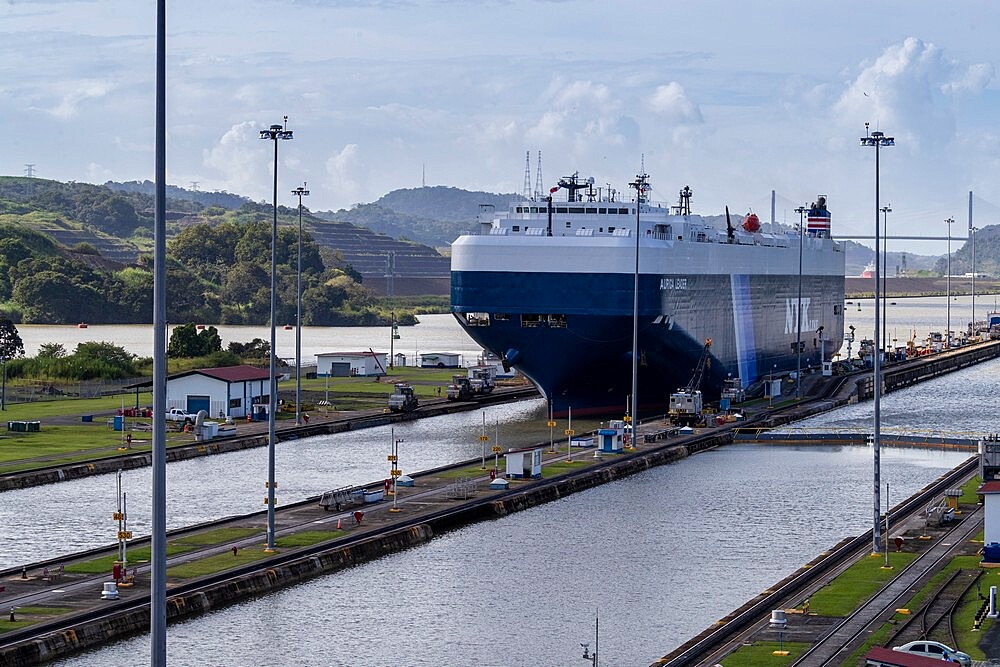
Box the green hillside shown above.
[318,186,516,248]
[0,177,438,324]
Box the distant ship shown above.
[450,173,846,416]
[860,261,875,278]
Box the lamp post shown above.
[794,205,806,399]
[970,189,976,337]
[292,184,309,427]
[945,217,954,348]
[260,117,293,552]
[860,123,893,554]
[628,172,649,442]
[972,225,978,334]
[880,206,891,354]
[151,0,167,661]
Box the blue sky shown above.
[3,0,1000,253]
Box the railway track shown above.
[883,568,981,652]
[791,505,984,666]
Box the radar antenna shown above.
[678,186,692,216]
[557,172,590,202]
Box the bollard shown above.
[989,586,998,619]
[9,607,14,622]
[20,566,26,579]
[100,582,120,600]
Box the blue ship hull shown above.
[452,270,844,417]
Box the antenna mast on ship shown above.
[522,151,532,200]
[534,151,543,200]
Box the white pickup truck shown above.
[165,408,197,424]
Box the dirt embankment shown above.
[846,276,1000,298]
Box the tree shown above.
[228,338,270,359]
[0,319,25,409]
[168,324,223,358]
[37,342,66,358]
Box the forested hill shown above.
[105,180,249,210]
[317,186,517,248]
[0,176,431,325]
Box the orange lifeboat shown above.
[77,323,88,329]
[742,213,760,233]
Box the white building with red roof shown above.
[125,365,275,419]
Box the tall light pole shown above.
[292,184,309,427]
[260,117,293,552]
[945,217,954,348]
[794,205,806,399]
[628,171,648,444]
[881,206,891,353]
[151,0,167,661]
[972,225,978,335]
[970,190,976,337]
[860,123,893,554]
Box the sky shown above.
[3,0,1000,254]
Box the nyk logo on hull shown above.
[785,298,818,334]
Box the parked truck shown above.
[165,408,197,424]
[387,383,419,412]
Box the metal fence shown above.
[5,377,150,405]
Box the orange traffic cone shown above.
[336,517,342,529]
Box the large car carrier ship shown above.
[450,172,846,417]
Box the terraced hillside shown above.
[305,217,449,288]
[37,227,142,264]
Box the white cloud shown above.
[324,144,363,206]
[833,37,993,151]
[85,162,114,183]
[43,79,115,119]
[647,82,702,124]
[202,122,270,198]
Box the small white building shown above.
[505,448,542,479]
[316,351,387,377]
[124,365,274,419]
[419,352,461,368]
[979,481,1000,548]
[598,420,626,453]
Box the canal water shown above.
[48,357,998,666]
[0,399,603,569]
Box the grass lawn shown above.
[65,544,194,574]
[0,424,142,465]
[960,475,983,505]
[0,395,151,421]
[543,459,593,476]
[0,619,34,633]
[808,551,918,617]
[721,641,810,665]
[10,606,73,615]
[171,527,262,547]
[275,530,344,548]
[0,424,196,473]
[841,555,991,664]
[435,465,491,480]
[167,547,273,578]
